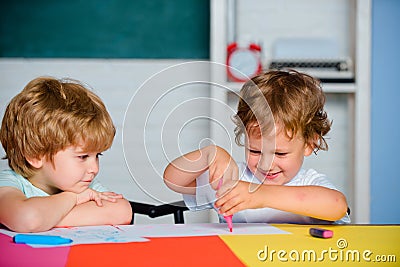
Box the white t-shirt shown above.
[0,169,108,197]
[183,162,351,224]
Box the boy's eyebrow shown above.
[246,145,261,150]
[72,147,85,152]
[72,147,90,154]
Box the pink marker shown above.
[217,179,233,232]
[226,214,233,232]
[309,228,333,238]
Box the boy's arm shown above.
[215,182,348,221]
[0,186,131,232]
[56,198,132,227]
[0,186,77,232]
[163,145,238,194]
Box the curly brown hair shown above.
[0,77,116,178]
[233,69,331,152]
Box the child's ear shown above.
[304,134,319,156]
[26,157,44,168]
[304,141,315,156]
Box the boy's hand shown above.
[215,181,260,216]
[207,146,239,190]
[76,189,123,206]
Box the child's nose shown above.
[87,160,99,174]
[258,154,274,171]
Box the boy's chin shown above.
[72,186,90,194]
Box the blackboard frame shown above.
[0,0,210,59]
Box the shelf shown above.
[321,83,356,93]
[222,81,356,94]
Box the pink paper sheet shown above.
[0,233,70,267]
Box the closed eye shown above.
[248,149,262,155]
[275,152,288,156]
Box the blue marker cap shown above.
[13,234,73,245]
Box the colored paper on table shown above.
[0,225,148,248]
[0,223,288,248]
[0,233,70,267]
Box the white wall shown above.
[0,59,212,224]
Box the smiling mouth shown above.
[264,171,281,180]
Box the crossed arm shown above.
[164,145,348,222]
[0,186,132,232]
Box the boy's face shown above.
[245,126,314,185]
[30,145,101,195]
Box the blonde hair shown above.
[233,69,331,151]
[0,77,116,178]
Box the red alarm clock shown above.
[226,42,263,82]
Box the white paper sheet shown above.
[0,223,289,248]
[118,223,289,237]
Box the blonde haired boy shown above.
[0,77,132,232]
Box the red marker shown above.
[218,179,233,232]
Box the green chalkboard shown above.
[0,0,210,58]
